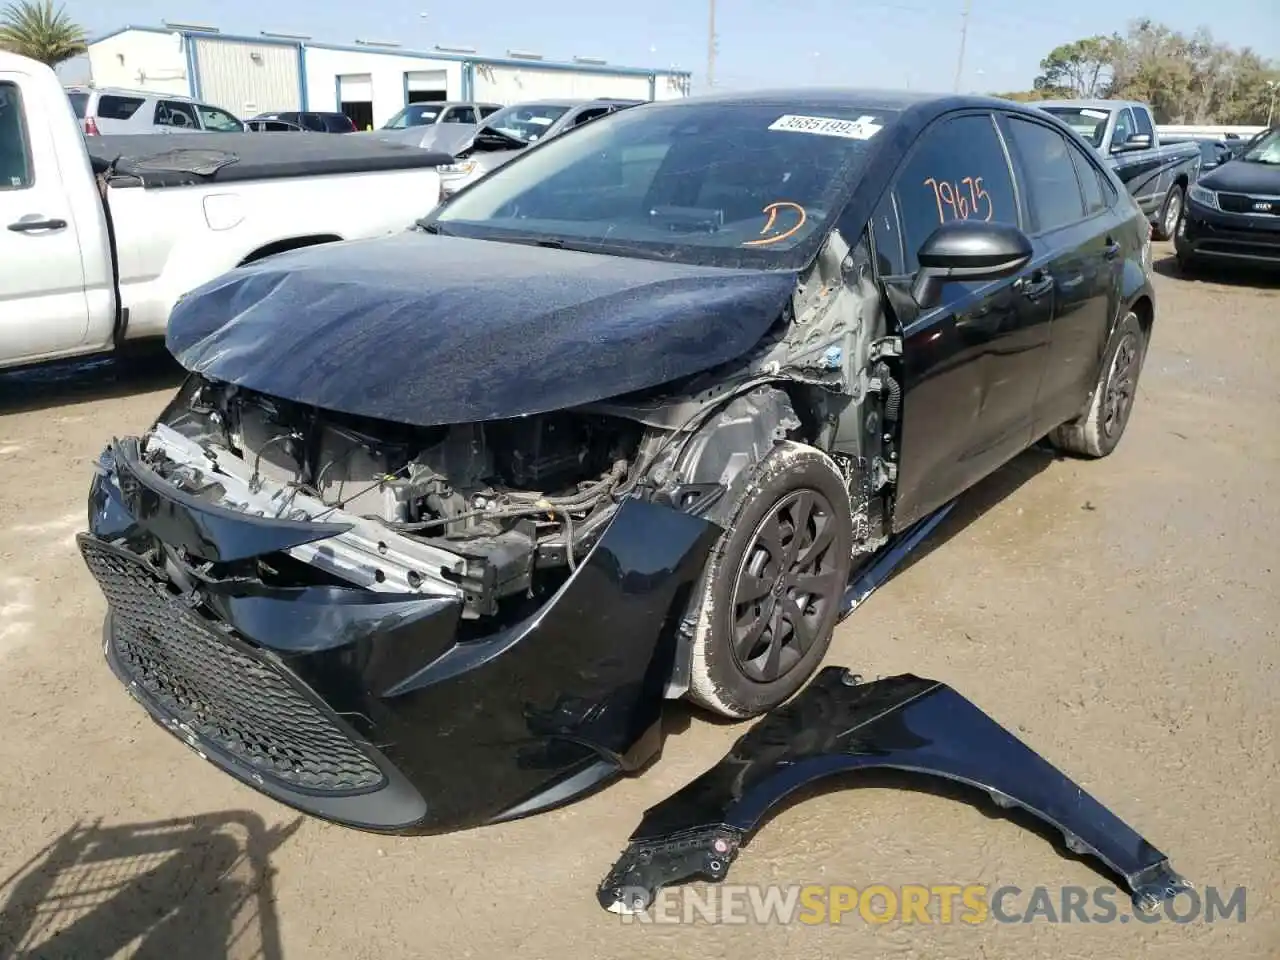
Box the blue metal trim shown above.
[334,76,341,111]
[461,61,473,100]
[648,74,656,101]
[297,43,308,110]
[87,24,693,81]
[402,71,409,107]
[186,37,201,99]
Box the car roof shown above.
[1034,98,1147,111]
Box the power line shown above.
[953,0,972,92]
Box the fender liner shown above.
[598,667,1189,914]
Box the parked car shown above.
[1035,99,1201,240]
[247,111,356,133]
[437,98,645,197]
[245,118,307,132]
[1176,125,1280,271]
[380,100,503,130]
[64,84,247,135]
[0,51,449,370]
[1160,137,1235,178]
[77,87,1157,833]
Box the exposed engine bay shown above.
[146,376,659,618]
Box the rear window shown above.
[322,113,356,132]
[481,103,572,142]
[1039,106,1110,148]
[0,81,33,189]
[97,94,145,120]
[66,91,89,118]
[383,104,441,129]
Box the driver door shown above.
[877,112,1055,529]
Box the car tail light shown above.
[83,116,100,136]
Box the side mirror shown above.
[1112,133,1152,153]
[909,220,1033,309]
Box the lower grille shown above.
[79,536,386,795]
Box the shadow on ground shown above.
[0,343,183,417]
[1152,253,1280,290]
[0,812,304,960]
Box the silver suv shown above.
[65,86,247,135]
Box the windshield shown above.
[430,100,893,270]
[383,104,442,129]
[1242,129,1280,164]
[1040,107,1110,148]
[66,92,88,119]
[480,103,572,142]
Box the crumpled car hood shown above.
[166,233,798,426]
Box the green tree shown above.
[0,0,86,67]
[1035,35,1121,98]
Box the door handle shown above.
[7,217,68,233]
[1104,237,1121,259]
[1014,271,1054,301]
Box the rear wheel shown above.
[1048,310,1147,459]
[1153,185,1184,241]
[686,442,854,719]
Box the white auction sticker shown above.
[768,114,883,140]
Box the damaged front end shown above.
[598,667,1190,914]
[80,376,725,832]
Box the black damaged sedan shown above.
[79,89,1156,833]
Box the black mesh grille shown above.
[79,537,385,795]
[1217,193,1280,216]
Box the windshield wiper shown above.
[414,219,450,234]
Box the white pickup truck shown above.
[0,51,445,371]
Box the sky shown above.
[58,0,1280,94]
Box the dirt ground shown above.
[0,246,1276,959]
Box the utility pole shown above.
[953,0,971,93]
[706,0,717,91]
[1268,81,1278,127]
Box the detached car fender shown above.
[598,667,1189,914]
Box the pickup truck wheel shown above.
[1153,185,1184,241]
[686,442,854,719]
[1048,311,1147,459]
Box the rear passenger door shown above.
[884,111,1054,528]
[998,113,1117,435]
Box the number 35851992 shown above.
[923,177,994,223]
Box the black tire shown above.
[1048,310,1147,459]
[1152,184,1184,242]
[1175,248,1199,277]
[686,441,854,719]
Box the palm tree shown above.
[0,0,86,66]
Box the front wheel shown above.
[686,442,854,719]
[1047,310,1147,459]
[1153,185,1184,241]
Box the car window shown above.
[444,106,477,124]
[97,94,145,120]
[891,113,1019,273]
[435,100,892,270]
[324,114,356,132]
[1132,107,1155,139]
[572,107,612,128]
[0,82,33,190]
[479,105,502,118]
[66,91,89,118]
[383,104,442,128]
[300,113,326,132]
[1038,106,1110,148]
[1066,139,1107,215]
[1112,108,1135,146]
[155,99,198,129]
[482,103,573,142]
[1003,117,1086,233]
[198,105,242,131]
[866,192,906,276]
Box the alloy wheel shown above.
[1164,191,1183,239]
[1103,330,1140,438]
[729,489,841,683]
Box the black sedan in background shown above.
[1178,126,1280,270]
[78,89,1156,834]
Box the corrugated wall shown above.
[194,38,301,117]
[471,64,653,103]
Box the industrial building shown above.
[87,24,693,129]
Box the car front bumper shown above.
[80,443,719,834]
[1176,200,1280,265]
